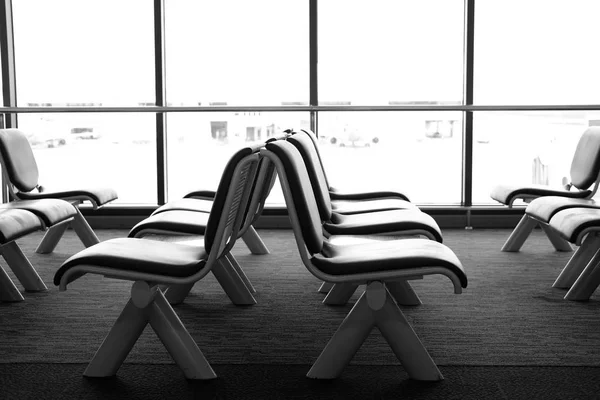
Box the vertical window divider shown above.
[0,0,16,203]
[309,0,318,134]
[462,0,475,216]
[154,0,168,205]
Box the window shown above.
[165,0,309,106]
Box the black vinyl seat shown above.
[0,129,118,254]
[490,127,600,252]
[0,208,51,302]
[261,139,467,381]
[53,144,263,380]
[287,130,442,242]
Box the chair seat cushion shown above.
[490,184,591,205]
[0,199,76,226]
[184,190,216,199]
[311,238,467,287]
[549,208,600,244]
[325,210,443,242]
[152,198,213,216]
[129,210,210,238]
[331,198,417,215]
[53,237,208,285]
[0,208,43,243]
[18,187,118,207]
[329,187,410,202]
[526,196,600,222]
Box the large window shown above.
[2,1,600,212]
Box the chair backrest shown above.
[203,145,261,260]
[298,128,332,188]
[287,130,333,221]
[265,139,324,254]
[570,126,600,191]
[0,129,40,193]
[239,156,277,235]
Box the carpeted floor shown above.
[1,228,599,399]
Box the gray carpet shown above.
[1,228,599,367]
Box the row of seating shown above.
[49,130,467,381]
[492,126,600,301]
[0,128,117,302]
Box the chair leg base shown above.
[0,265,24,302]
[1,241,47,292]
[241,226,269,255]
[564,249,600,301]
[553,235,600,289]
[501,215,538,252]
[36,221,69,254]
[307,283,442,381]
[318,281,334,294]
[84,287,216,380]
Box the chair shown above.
[286,130,444,301]
[292,129,417,214]
[0,208,48,301]
[53,144,262,380]
[547,207,600,300]
[0,128,118,254]
[261,139,467,380]
[133,134,288,256]
[490,126,600,252]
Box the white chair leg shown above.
[84,298,151,377]
[211,259,256,305]
[386,280,422,306]
[1,241,47,292]
[553,234,600,288]
[148,290,217,380]
[540,223,573,252]
[307,291,376,379]
[501,214,538,252]
[375,287,443,381]
[318,281,334,293]
[36,221,70,254]
[564,249,600,301]
[71,208,100,248]
[241,225,269,255]
[164,283,195,305]
[0,265,24,302]
[322,283,359,305]
[225,252,256,293]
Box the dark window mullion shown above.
[0,0,17,128]
[309,0,318,134]
[154,0,167,205]
[462,0,475,208]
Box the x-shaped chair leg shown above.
[565,248,600,301]
[553,234,600,289]
[307,281,442,381]
[37,205,100,254]
[84,281,217,380]
[240,225,269,255]
[0,264,24,302]
[1,241,47,293]
[501,214,538,252]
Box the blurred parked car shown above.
[25,131,67,148]
[71,127,101,140]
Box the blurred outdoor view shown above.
[7,0,600,206]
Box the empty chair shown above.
[0,128,118,254]
[287,130,444,300]
[261,139,468,381]
[547,207,600,301]
[0,208,48,302]
[490,126,600,252]
[53,144,262,380]
[134,134,288,255]
[292,129,416,214]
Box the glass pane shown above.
[318,0,464,105]
[472,111,600,205]
[17,113,157,204]
[166,112,310,205]
[474,0,600,105]
[165,0,309,106]
[12,0,155,106]
[317,112,463,204]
